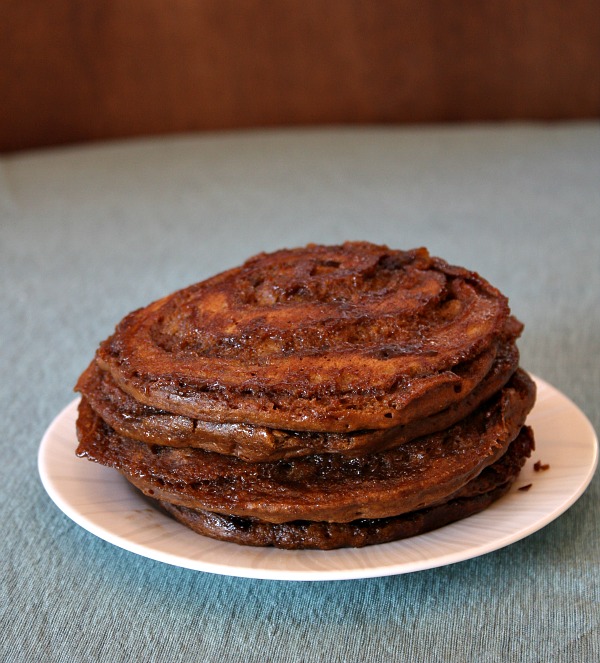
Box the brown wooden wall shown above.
[2,0,599,152]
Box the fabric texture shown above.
[1,124,598,662]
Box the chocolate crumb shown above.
[518,484,533,492]
[533,461,550,472]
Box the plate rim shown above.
[38,375,598,581]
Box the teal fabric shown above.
[1,125,599,662]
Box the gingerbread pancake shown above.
[156,426,534,549]
[77,338,519,460]
[95,243,513,432]
[75,370,535,524]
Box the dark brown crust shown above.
[94,243,512,432]
[155,426,534,549]
[76,370,536,523]
[77,340,520,460]
[159,485,512,550]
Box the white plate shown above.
[38,377,597,581]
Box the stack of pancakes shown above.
[75,242,536,549]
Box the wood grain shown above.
[2,0,599,151]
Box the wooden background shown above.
[2,0,599,152]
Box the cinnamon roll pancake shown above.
[94,243,513,432]
[75,242,536,549]
[156,426,535,550]
[76,370,535,524]
[76,337,519,461]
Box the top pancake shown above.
[95,242,512,432]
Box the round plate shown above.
[38,377,597,581]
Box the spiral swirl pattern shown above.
[96,243,511,432]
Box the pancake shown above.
[95,243,513,432]
[156,426,534,549]
[74,242,537,550]
[77,338,520,460]
[75,369,535,524]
